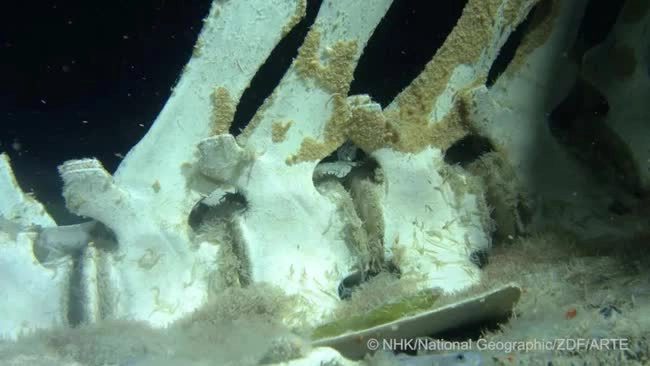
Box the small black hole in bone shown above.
[444,134,494,167]
[469,249,489,269]
[188,190,248,231]
[188,200,210,231]
[338,262,400,300]
[322,140,368,164]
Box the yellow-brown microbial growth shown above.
[282,0,307,37]
[502,0,533,25]
[286,94,350,165]
[271,121,293,143]
[266,0,538,163]
[285,28,360,165]
[383,90,478,153]
[211,87,235,135]
[346,104,399,154]
[508,0,558,74]
[388,0,529,154]
[294,29,358,95]
[428,93,478,150]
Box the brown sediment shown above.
[507,0,559,74]
[288,28,359,164]
[347,103,399,154]
[282,0,307,37]
[211,87,235,135]
[389,0,529,153]
[271,121,293,143]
